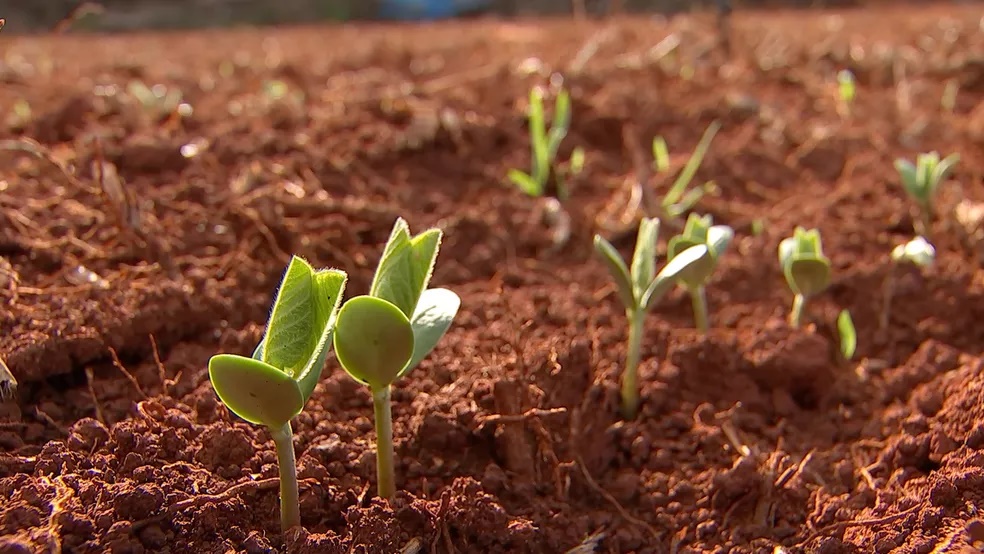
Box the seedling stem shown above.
[372,386,396,499]
[790,293,806,328]
[270,423,299,531]
[621,309,646,419]
[691,285,709,333]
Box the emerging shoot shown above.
[508,84,583,201]
[652,120,721,222]
[667,213,734,333]
[836,69,856,118]
[208,256,347,532]
[594,218,710,419]
[880,236,935,333]
[333,218,460,500]
[778,227,831,328]
[894,151,959,237]
[837,309,857,361]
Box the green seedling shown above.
[594,217,711,419]
[651,120,721,222]
[333,218,460,500]
[667,213,734,333]
[837,309,856,361]
[836,69,856,118]
[126,80,190,120]
[508,85,583,201]
[208,256,347,532]
[880,236,935,333]
[894,151,960,237]
[779,227,831,328]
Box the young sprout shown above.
[507,85,583,201]
[651,120,721,222]
[208,256,347,532]
[836,69,856,118]
[778,227,831,328]
[666,213,734,333]
[894,151,960,237]
[594,217,711,419]
[837,309,856,361]
[880,236,935,333]
[332,218,460,500]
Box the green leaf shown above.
[593,234,636,309]
[546,87,571,162]
[400,288,460,378]
[895,158,919,199]
[652,136,670,174]
[642,244,709,310]
[630,217,660,300]
[932,153,959,191]
[294,268,347,403]
[785,257,831,297]
[333,295,415,389]
[664,120,720,207]
[263,256,318,375]
[209,354,304,428]
[837,309,857,360]
[369,219,442,319]
[528,87,549,186]
[508,169,543,197]
[707,225,734,259]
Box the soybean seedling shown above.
[594,217,711,419]
[837,309,857,361]
[650,120,721,223]
[666,213,734,333]
[836,69,856,118]
[508,84,584,201]
[332,218,460,500]
[880,236,935,333]
[778,227,831,328]
[894,151,959,237]
[208,256,347,532]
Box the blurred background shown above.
[0,0,905,33]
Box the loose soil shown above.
[3,5,984,553]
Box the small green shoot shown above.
[837,309,856,361]
[508,85,582,200]
[208,256,348,532]
[652,120,721,222]
[941,79,959,114]
[666,213,734,333]
[836,69,856,118]
[880,236,935,333]
[894,151,960,237]
[778,227,831,328]
[594,218,711,419]
[333,218,460,500]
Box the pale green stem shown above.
[789,293,806,328]
[269,422,299,532]
[371,385,396,500]
[621,308,646,420]
[690,285,709,334]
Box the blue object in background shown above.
[378,0,494,20]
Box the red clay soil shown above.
[2,5,984,553]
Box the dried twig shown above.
[799,504,921,547]
[84,367,106,425]
[574,455,660,541]
[107,347,148,399]
[478,407,567,428]
[132,477,280,531]
[0,355,17,401]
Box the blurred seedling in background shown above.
[650,120,721,224]
[879,236,935,334]
[508,83,583,201]
[208,256,347,532]
[779,227,831,328]
[333,218,460,500]
[507,83,584,249]
[837,309,857,361]
[126,80,192,122]
[594,217,710,419]
[894,151,959,237]
[666,213,734,333]
[836,69,856,118]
